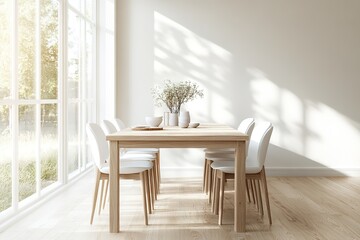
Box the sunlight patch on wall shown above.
[154,11,234,124]
[248,68,360,171]
[306,102,360,168]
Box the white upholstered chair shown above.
[102,119,159,204]
[203,118,255,203]
[86,123,153,225]
[211,122,273,225]
[108,119,161,190]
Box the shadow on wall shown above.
[267,145,350,177]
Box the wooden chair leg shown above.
[251,179,257,205]
[207,160,213,195]
[205,160,210,194]
[154,153,160,194]
[153,159,158,197]
[211,170,217,213]
[103,179,109,209]
[218,171,225,225]
[203,158,208,192]
[144,170,152,215]
[214,172,220,215]
[208,165,214,203]
[140,172,148,225]
[98,179,105,215]
[149,169,155,212]
[149,168,155,210]
[90,170,101,224]
[147,169,155,214]
[156,152,161,187]
[256,179,264,216]
[260,168,272,224]
[246,179,251,203]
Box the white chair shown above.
[86,123,153,225]
[211,122,273,225]
[102,119,159,204]
[109,119,161,190]
[112,118,126,131]
[203,118,255,202]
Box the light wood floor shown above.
[1,172,360,240]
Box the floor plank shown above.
[1,173,360,240]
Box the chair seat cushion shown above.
[205,152,235,159]
[210,159,262,174]
[121,152,156,161]
[100,160,153,174]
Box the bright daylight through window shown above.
[0,0,97,221]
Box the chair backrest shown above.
[237,118,255,155]
[247,122,273,173]
[102,120,117,134]
[86,123,109,170]
[112,118,126,131]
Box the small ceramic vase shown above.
[179,111,190,128]
[169,113,179,126]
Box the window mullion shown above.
[80,7,86,172]
[59,0,67,184]
[10,0,19,212]
[35,0,42,197]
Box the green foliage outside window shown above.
[0,0,59,212]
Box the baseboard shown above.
[160,166,360,178]
[266,167,360,177]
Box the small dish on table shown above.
[189,122,200,128]
[131,125,163,131]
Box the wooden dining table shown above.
[106,123,248,233]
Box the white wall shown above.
[115,0,360,176]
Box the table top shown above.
[106,123,248,142]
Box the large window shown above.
[0,0,98,221]
[67,0,96,176]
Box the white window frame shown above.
[0,0,100,227]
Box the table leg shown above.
[109,141,119,233]
[234,141,246,232]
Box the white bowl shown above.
[145,116,163,127]
[189,122,200,128]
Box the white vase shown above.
[179,111,190,128]
[163,112,170,126]
[169,113,178,126]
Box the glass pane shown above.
[67,103,79,174]
[0,0,11,99]
[68,10,80,99]
[85,0,95,20]
[40,0,58,99]
[18,0,36,99]
[19,105,36,201]
[41,104,58,189]
[0,105,11,212]
[68,0,81,12]
[85,22,94,97]
[84,102,95,165]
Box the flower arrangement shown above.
[152,80,204,113]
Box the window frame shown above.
[0,0,99,224]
